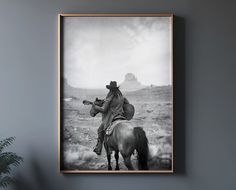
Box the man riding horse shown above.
[92,81,129,155]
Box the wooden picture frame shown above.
[58,13,173,173]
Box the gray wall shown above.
[1,0,236,189]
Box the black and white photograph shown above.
[59,14,173,173]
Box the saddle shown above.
[105,120,128,135]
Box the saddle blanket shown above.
[105,120,129,135]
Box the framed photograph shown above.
[58,13,173,173]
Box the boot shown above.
[93,131,104,155]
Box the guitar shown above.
[83,98,105,106]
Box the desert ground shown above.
[61,84,172,171]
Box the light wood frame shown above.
[58,13,174,174]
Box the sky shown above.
[63,16,172,89]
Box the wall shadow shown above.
[12,155,67,190]
[173,16,186,175]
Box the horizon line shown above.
[68,84,172,90]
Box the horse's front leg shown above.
[107,153,112,170]
[115,151,120,170]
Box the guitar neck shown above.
[83,100,93,105]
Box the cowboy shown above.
[92,81,129,155]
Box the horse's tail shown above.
[133,127,149,170]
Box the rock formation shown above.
[119,73,146,91]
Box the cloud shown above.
[63,17,172,88]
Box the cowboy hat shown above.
[106,81,119,89]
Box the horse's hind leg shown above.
[123,155,134,170]
[115,151,119,170]
[104,139,112,170]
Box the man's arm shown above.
[93,95,113,114]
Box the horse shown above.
[84,98,149,170]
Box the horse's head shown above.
[90,98,104,117]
